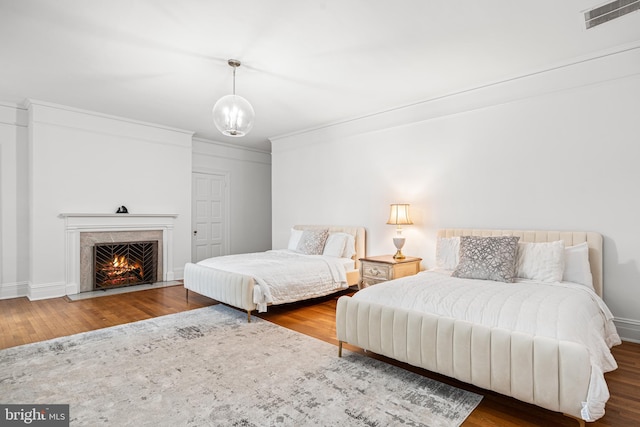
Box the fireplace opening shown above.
[93,241,158,290]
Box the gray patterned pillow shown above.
[452,236,520,283]
[296,229,329,255]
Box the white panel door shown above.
[192,172,229,262]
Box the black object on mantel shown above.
[115,206,129,214]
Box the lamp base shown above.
[392,237,406,260]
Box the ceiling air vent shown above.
[584,0,640,28]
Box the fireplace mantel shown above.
[61,213,178,295]
[60,213,178,228]
[60,213,179,217]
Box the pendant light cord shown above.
[232,66,236,95]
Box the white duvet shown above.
[353,270,621,420]
[197,249,348,312]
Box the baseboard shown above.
[6,278,184,301]
[0,282,29,299]
[614,317,640,343]
[171,267,184,281]
[65,282,80,295]
[28,281,67,301]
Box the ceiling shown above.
[1,1,639,152]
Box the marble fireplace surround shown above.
[81,230,163,293]
[61,213,177,295]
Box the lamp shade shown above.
[212,94,255,137]
[386,204,413,225]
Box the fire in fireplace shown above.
[93,241,158,290]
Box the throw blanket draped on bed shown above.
[353,270,621,421]
[197,250,348,312]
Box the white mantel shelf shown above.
[59,213,178,217]
[61,213,177,295]
[60,213,178,231]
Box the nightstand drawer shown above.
[362,263,392,280]
[360,277,386,288]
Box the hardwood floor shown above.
[1,285,638,426]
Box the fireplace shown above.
[61,213,177,295]
[93,241,158,290]
[77,230,164,292]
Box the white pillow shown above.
[342,233,356,259]
[287,229,303,251]
[322,232,356,258]
[563,242,594,290]
[435,237,460,270]
[323,233,348,257]
[516,240,565,282]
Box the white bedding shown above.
[353,270,621,420]
[197,249,349,312]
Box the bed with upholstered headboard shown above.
[336,228,620,425]
[184,225,365,321]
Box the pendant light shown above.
[212,59,255,137]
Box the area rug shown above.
[0,305,482,426]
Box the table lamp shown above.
[386,204,413,259]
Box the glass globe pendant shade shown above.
[212,94,255,137]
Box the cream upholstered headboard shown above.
[437,228,604,297]
[294,225,366,269]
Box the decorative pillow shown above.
[296,229,329,255]
[435,237,460,270]
[516,240,565,282]
[563,242,594,290]
[287,229,304,251]
[452,236,520,283]
[323,232,349,257]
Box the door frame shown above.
[191,168,231,262]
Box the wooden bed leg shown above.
[563,413,586,427]
[338,341,343,357]
[247,310,251,323]
[185,288,188,304]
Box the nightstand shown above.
[359,255,422,289]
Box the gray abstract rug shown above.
[0,305,482,426]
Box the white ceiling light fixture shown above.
[212,59,255,137]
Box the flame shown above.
[112,255,128,268]
[109,255,139,272]
[98,254,144,286]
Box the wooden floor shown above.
[1,285,638,427]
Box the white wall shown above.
[26,100,193,299]
[0,100,272,301]
[192,137,271,254]
[272,46,640,341]
[0,103,29,298]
